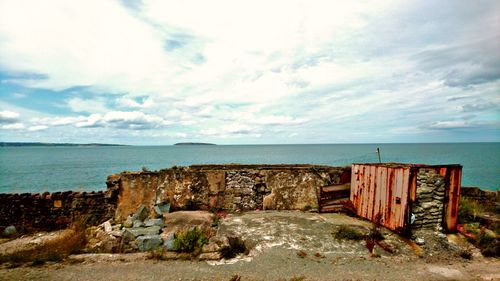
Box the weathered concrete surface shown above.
[110,164,350,221]
[215,211,412,260]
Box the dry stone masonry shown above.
[0,189,118,233]
[412,168,446,231]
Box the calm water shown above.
[0,143,498,193]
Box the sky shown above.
[0,0,499,145]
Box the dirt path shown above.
[1,251,498,281]
[1,211,498,281]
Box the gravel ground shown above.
[1,211,499,281]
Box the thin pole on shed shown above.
[376,148,382,163]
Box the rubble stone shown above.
[136,235,163,251]
[135,205,149,221]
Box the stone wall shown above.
[412,168,446,231]
[0,188,118,234]
[109,164,350,222]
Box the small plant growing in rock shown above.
[333,225,365,241]
[172,228,208,253]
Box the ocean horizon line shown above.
[1,141,499,147]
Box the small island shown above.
[174,142,216,146]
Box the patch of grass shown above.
[476,229,500,257]
[212,215,221,227]
[333,225,365,241]
[172,228,208,253]
[220,237,248,259]
[458,197,488,224]
[368,227,384,241]
[301,205,312,212]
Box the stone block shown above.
[137,235,163,251]
[161,232,176,251]
[417,187,433,194]
[103,220,112,232]
[135,204,149,221]
[153,205,163,218]
[133,220,145,228]
[123,214,137,228]
[421,202,438,209]
[121,229,136,242]
[156,202,170,213]
[145,218,164,227]
[125,226,161,237]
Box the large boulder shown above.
[162,211,214,234]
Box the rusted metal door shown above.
[439,166,462,232]
[351,164,411,232]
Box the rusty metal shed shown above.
[350,163,462,234]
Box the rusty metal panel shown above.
[351,163,462,233]
[444,166,462,231]
[351,164,411,232]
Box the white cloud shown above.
[0,1,498,143]
[67,97,109,113]
[429,121,469,129]
[252,115,308,126]
[28,125,48,131]
[1,122,24,130]
[0,110,20,123]
[35,111,171,130]
[0,0,174,94]
[117,96,155,109]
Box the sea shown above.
[0,143,498,193]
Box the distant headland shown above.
[0,142,127,147]
[174,142,216,146]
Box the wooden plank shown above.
[321,184,350,192]
[320,205,344,212]
[320,198,349,206]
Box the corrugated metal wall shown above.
[350,163,461,233]
[351,164,412,232]
[439,166,462,232]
